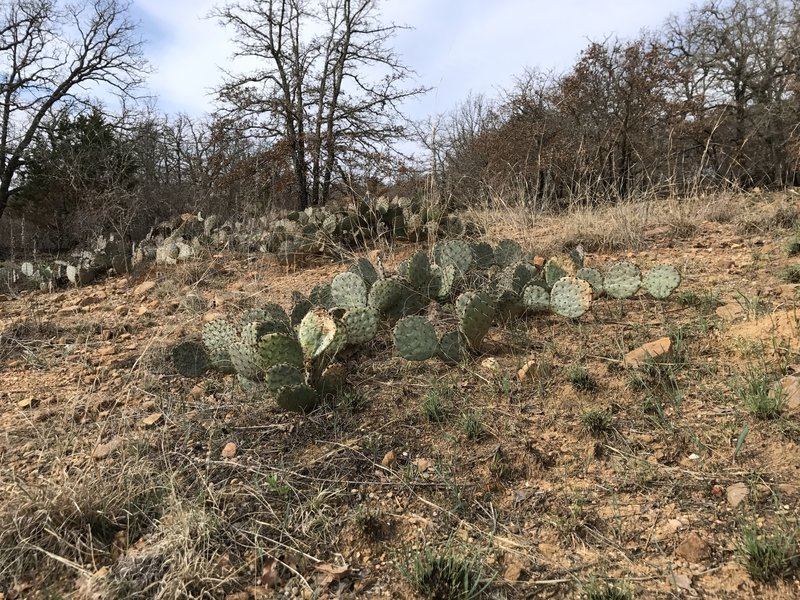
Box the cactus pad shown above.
[172,341,210,377]
[576,267,604,295]
[407,251,432,290]
[439,330,467,364]
[298,308,339,360]
[275,383,319,413]
[433,239,473,276]
[341,307,380,344]
[642,265,680,299]
[368,278,405,314]
[393,316,439,361]
[201,319,237,372]
[457,291,496,349]
[494,239,523,267]
[330,272,368,309]
[545,255,577,288]
[522,283,551,312]
[309,283,334,308]
[502,262,537,295]
[229,340,263,380]
[471,242,495,269]
[604,261,641,299]
[550,276,593,318]
[264,363,305,394]
[349,258,379,289]
[258,333,304,370]
[290,291,313,326]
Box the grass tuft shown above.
[739,524,797,583]
[400,545,492,600]
[734,370,786,420]
[583,577,634,600]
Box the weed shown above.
[779,265,800,284]
[786,238,800,256]
[581,409,612,437]
[400,545,492,600]
[353,505,390,541]
[733,370,785,420]
[676,288,720,312]
[421,385,452,423]
[583,577,634,600]
[461,410,484,441]
[567,365,599,392]
[739,523,797,583]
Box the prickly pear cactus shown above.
[550,276,593,318]
[604,261,641,299]
[264,363,306,394]
[456,291,496,350]
[407,251,433,290]
[298,308,340,360]
[471,242,495,270]
[202,319,238,372]
[494,239,523,267]
[341,307,380,344]
[309,283,334,309]
[258,333,304,371]
[576,267,604,295]
[522,283,550,312]
[241,303,290,328]
[290,291,313,326]
[368,278,405,314]
[545,255,577,289]
[349,258,379,289]
[439,330,467,364]
[229,340,263,381]
[433,239,473,276]
[641,265,680,299]
[331,272,368,309]
[393,316,439,361]
[172,341,210,377]
[502,262,538,295]
[275,383,319,413]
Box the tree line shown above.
[1,0,798,254]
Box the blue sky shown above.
[131,0,698,119]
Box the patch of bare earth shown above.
[1,191,799,598]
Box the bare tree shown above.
[214,0,426,210]
[0,0,147,224]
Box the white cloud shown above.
[133,0,697,118]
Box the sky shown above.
[131,0,699,120]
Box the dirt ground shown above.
[1,192,799,599]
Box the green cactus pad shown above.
[522,283,551,312]
[494,239,523,267]
[264,363,306,395]
[330,272,368,309]
[275,383,319,413]
[457,291,496,349]
[349,258,379,289]
[545,255,577,288]
[495,289,526,321]
[368,278,405,314]
[439,330,467,364]
[229,340,263,380]
[393,316,439,361]
[471,242,495,270]
[317,363,346,399]
[604,261,641,299]
[407,251,432,290]
[241,303,290,327]
[568,245,586,269]
[258,333,304,371]
[550,276,593,318]
[576,267,604,295]
[241,320,292,346]
[290,291,313,326]
[396,259,410,279]
[201,319,237,373]
[172,341,210,377]
[642,265,681,299]
[433,239,473,276]
[297,308,339,360]
[341,307,380,344]
[434,264,456,299]
[502,262,538,295]
[309,283,334,309]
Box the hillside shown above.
[1,192,799,599]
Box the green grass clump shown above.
[461,410,484,440]
[583,577,634,600]
[567,365,599,392]
[400,546,492,600]
[581,409,613,437]
[734,371,786,420]
[422,384,451,422]
[739,524,797,583]
[779,264,800,283]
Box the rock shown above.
[133,281,156,296]
[381,449,396,467]
[777,375,800,413]
[141,412,164,427]
[481,357,500,372]
[623,337,671,368]
[675,531,711,562]
[16,397,37,409]
[97,346,116,357]
[222,442,238,459]
[517,359,537,382]
[533,256,546,268]
[726,482,749,508]
[716,302,745,321]
[92,436,124,460]
[669,573,694,592]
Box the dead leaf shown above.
[141,412,164,427]
[381,449,396,467]
[259,556,280,588]
[413,457,432,472]
[316,562,349,587]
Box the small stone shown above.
[623,337,671,368]
[517,359,537,382]
[141,412,164,427]
[381,449,396,467]
[778,376,800,413]
[716,302,745,321]
[16,397,37,409]
[533,256,546,268]
[133,281,157,296]
[481,357,500,372]
[726,482,749,508]
[97,346,116,356]
[222,442,238,459]
[675,531,711,562]
[669,573,694,592]
[92,436,124,460]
